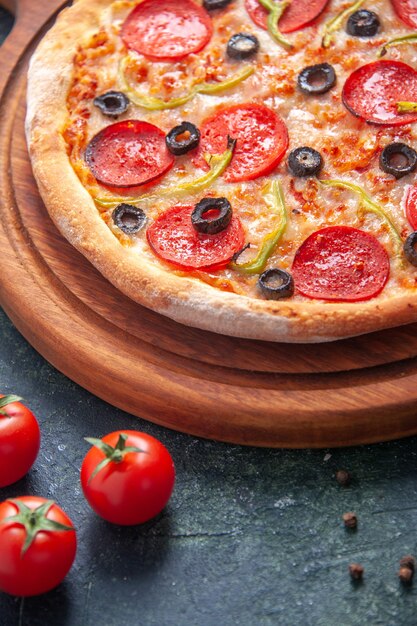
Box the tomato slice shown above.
[342,60,417,126]
[147,204,245,270]
[405,184,417,229]
[121,0,213,61]
[245,0,329,33]
[291,226,390,302]
[391,0,417,28]
[85,120,174,188]
[195,104,288,183]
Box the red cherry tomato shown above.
[245,0,329,33]
[81,431,175,525]
[342,60,417,126]
[391,0,417,28]
[147,203,245,270]
[291,226,390,302]
[85,120,175,188]
[0,496,76,597]
[121,0,213,61]
[0,395,40,488]
[195,104,288,183]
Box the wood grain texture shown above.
[1,0,417,447]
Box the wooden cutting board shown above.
[1,0,417,447]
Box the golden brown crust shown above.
[26,0,417,343]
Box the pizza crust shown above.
[26,0,417,343]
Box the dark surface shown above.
[1,8,417,626]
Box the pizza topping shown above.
[298,63,336,96]
[93,91,129,118]
[85,120,174,188]
[121,0,213,61]
[112,204,146,234]
[379,142,417,178]
[288,147,323,177]
[258,269,294,300]
[391,0,417,29]
[322,0,366,48]
[292,226,390,302]
[405,184,417,229]
[378,33,417,58]
[227,33,260,60]
[191,197,232,234]
[342,60,417,126]
[196,104,289,183]
[346,10,380,37]
[203,0,232,10]
[245,0,329,35]
[147,204,245,270]
[165,122,201,156]
[404,231,417,266]
[254,0,293,50]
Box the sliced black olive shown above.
[227,33,259,60]
[165,122,200,156]
[191,197,232,235]
[404,231,417,267]
[347,10,380,37]
[258,269,294,300]
[379,143,417,179]
[297,63,336,95]
[93,91,130,118]
[112,204,146,234]
[288,147,323,177]
[203,0,232,9]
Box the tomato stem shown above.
[85,434,147,483]
[0,394,22,416]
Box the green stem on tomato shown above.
[257,0,293,50]
[0,394,22,416]
[119,56,254,110]
[397,101,417,113]
[377,33,417,58]
[230,179,287,274]
[94,138,237,210]
[322,0,366,48]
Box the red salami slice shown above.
[195,104,288,183]
[121,0,213,61]
[147,204,245,270]
[405,184,417,229]
[391,0,417,28]
[85,120,174,188]
[342,60,417,126]
[245,0,329,33]
[291,226,390,302]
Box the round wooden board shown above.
[1,0,417,447]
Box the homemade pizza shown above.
[26,0,417,342]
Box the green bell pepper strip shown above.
[397,101,417,113]
[230,179,287,275]
[119,56,254,110]
[257,0,293,50]
[319,179,403,255]
[377,33,417,58]
[94,138,237,210]
[322,0,365,48]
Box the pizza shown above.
[26,0,417,342]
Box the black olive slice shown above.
[112,204,146,234]
[165,122,200,156]
[93,91,130,118]
[258,269,294,300]
[404,231,417,267]
[288,147,323,177]
[379,143,417,179]
[227,33,259,60]
[203,0,232,9]
[297,63,336,95]
[347,10,380,37]
[191,197,232,235]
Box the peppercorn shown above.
[336,469,351,486]
[399,555,415,572]
[343,512,357,529]
[398,567,413,584]
[348,563,364,581]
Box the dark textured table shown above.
[1,7,417,626]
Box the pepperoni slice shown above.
[342,60,417,126]
[391,0,417,28]
[245,0,329,33]
[291,226,390,302]
[121,0,213,61]
[195,104,288,183]
[85,120,174,188]
[147,204,245,270]
[405,184,417,229]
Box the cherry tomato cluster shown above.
[0,395,175,597]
